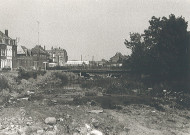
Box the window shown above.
[13,51,16,57]
[1,49,5,56]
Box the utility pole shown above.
[37,21,40,45]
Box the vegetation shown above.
[17,68,46,80]
[0,75,9,90]
[80,76,147,95]
[123,14,190,92]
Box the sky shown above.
[0,0,190,61]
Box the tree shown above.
[124,33,148,74]
[144,14,189,79]
[124,14,190,88]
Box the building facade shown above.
[0,30,17,69]
[47,47,68,67]
[66,60,89,66]
[31,45,49,70]
[17,46,33,70]
[17,45,49,70]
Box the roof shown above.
[17,45,26,54]
[110,52,129,63]
[17,45,32,56]
[47,48,67,54]
[0,30,17,46]
[31,45,49,55]
[0,31,9,39]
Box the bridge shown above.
[63,69,130,74]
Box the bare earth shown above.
[0,88,190,135]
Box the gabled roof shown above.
[0,30,17,46]
[0,31,9,39]
[17,45,32,56]
[17,45,25,54]
[109,52,129,63]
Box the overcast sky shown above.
[0,0,190,61]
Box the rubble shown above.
[1,72,190,135]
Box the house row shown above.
[0,30,68,70]
[0,30,17,69]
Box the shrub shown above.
[106,82,126,94]
[0,76,9,90]
[17,69,46,80]
[84,91,97,96]
[53,72,68,86]
[80,78,114,89]
[36,71,70,88]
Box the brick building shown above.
[47,47,68,67]
[17,45,49,70]
[0,30,17,69]
[31,45,49,70]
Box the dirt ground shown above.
[1,86,190,135]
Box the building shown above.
[17,45,49,70]
[31,45,49,70]
[17,45,33,70]
[0,30,17,69]
[47,47,68,67]
[66,60,89,67]
[108,52,129,67]
[109,52,126,63]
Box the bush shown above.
[18,69,46,80]
[80,78,114,89]
[106,82,126,94]
[2,67,11,71]
[84,91,97,96]
[36,71,70,88]
[0,76,9,90]
[53,72,68,86]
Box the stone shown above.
[91,119,100,128]
[45,117,57,125]
[79,127,88,134]
[24,126,41,135]
[88,110,103,114]
[26,121,32,126]
[27,91,35,95]
[37,129,44,134]
[45,131,57,135]
[0,124,3,130]
[57,118,64,122]
[73,132,80,135]
[47,125,54,131]
[42,99,48,105]
[20,97,29,101]
[88,129,103,135]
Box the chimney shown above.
[5,30,8,37]
[44,46,46,50]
